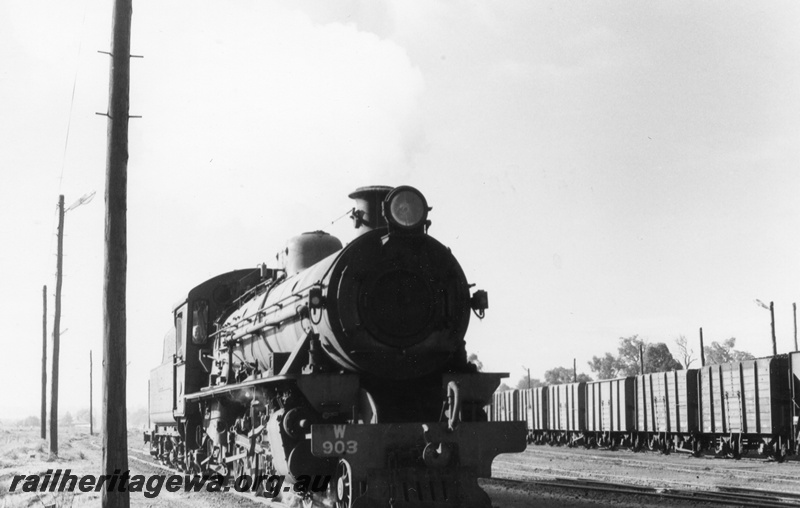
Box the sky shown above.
[1,0,800,419]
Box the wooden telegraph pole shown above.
[639,344,645,374]
[41,285,47,440]
[102,0,132,505]
[50,195,65,457]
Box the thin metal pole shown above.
[794,303,797,352]
[90,350,93,436]
[102,0,132,505]
[41,285,47,440]
[50,195,64,457]
[770,301,777,356]
[573,358,577,382]
[699,327,706,367]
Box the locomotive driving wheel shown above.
[204,443,229,478]
[334,459,353,508]
[232,444,248,480]
[252,449,274,497]
[186,449,202,475]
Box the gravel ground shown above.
[0,425,273,508]
[493,445,800,492]
[5,425,799,507]
[488,444,800,506]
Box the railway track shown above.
[517,446,800,485]
[485,477,800,507]
[120,444,800,506]
[489,446,800,506]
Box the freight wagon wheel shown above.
[731,440,741,460]
[334,458,353,508]
[690,439,700,457]
[775,443,787,463]
[716,439,730,457]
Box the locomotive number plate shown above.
[312,425,359,456]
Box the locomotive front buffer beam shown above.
[311,420,527,508]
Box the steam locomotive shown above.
[145,185,526,507]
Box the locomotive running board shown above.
[183,374,297,401]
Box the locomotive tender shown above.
[146,185,526,507]
[492,354,800,460]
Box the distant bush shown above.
[18,416,40,427]
[128,407,148,428]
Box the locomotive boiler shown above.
[146,185,526,508]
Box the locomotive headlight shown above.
[384,186,428,230]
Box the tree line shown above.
[492,334,755,391]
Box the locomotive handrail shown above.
[210,273,332,342]
[207,237,355,343]
[228,303,308,343]
[210,293,305,340]
[197,350,212,373]
[232,272,283,307]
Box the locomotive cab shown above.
[146,269,262,455]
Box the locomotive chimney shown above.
[349,186,392,234]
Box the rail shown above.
[485,476,800,507]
